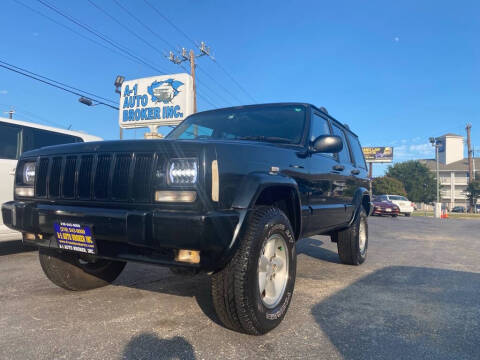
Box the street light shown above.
[430,137,441,218]
[114,75,125,95]
[78,96,95,106]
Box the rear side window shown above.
[346,132,367,169]
[332,124,352,164]
[23,128,83,153]
[0,123,21,159]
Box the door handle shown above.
[9,169,16,176]
[332,165,344,171]
[351,169,360,175]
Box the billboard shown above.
[362,147,393,163]
[119,73,194,129]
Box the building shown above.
[419,133,479,209]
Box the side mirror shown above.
[312,135,343,153]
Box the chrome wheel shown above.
[258,234,289,309]
[359,218,367,252]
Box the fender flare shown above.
[215,172,302,271]
[348,187,372,226]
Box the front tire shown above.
[39,248,126,291]
[211,206,296,335]
[336,208,368,265]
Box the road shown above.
[1,217,479,360]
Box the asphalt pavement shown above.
[1,216,479,360]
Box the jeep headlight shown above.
[22,162,36,186]
[167,158,198,185]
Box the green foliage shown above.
[372,176,407,196]
[465,180,480,208]
[386,160,436,203]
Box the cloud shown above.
[394,36,400,42]
[0,90,7,95]
[394,143,433,160]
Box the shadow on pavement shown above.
[312,266,480,360]
[297,237,341,264]
[115,268,220,327]
[122,333,195,360]
[0,240,36,256]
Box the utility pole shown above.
[466,123,473,212]
[430,137,441,218]
[169,42,210,114]
[368,162,373,197]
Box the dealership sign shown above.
[119,73,194,129]
[362,147,394,163]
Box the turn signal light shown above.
[15,187,34,197]
[175,249,200,264]
[155,190,197,203]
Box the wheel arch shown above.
[231,172,302,241]
[349,187,372,226]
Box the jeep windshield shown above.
[166,105,306,144]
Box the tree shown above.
[386,160,436,203]
[372,176,407,196]
[465,180,480,212]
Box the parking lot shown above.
[1,216,479,360]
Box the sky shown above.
[1,0,479,176]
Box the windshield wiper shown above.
[236,136,292,144]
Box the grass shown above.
[412,211,480,219]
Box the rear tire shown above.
[336,208,368,265]
[211,206,296,335]
[39,248,126,291]
[405,213,411,217]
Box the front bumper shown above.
[398,206,414,214]
[2,201,241,271]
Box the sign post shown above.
[118,73,194,138]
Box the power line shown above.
[14,0,167,74]
[105,1,220,108]
[196,65,242,104]
[0,60,116,105]
[112,0,177,51]
[35,0,168,74]
[210,58,257,103]
[0,102,70,128]
[195,71,231,107]
[86,0,168,61]
[143,0,198,47]
[141,0,257,103]
[0,63,118,109]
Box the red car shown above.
[372,198,400,217]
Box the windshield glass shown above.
[389,195,408,201]
[166,105,306,144]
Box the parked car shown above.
[2,103,372,335]
[0,117,102,242]
[375,194,414,216]
[451,206,466,213]
[372,197,400,217]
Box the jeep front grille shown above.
[34,152,157,203]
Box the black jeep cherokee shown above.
[2,103,371,335]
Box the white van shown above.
[0,117,102,241]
